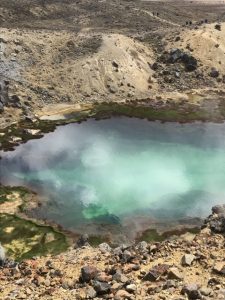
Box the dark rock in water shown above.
[143,264,169,281]
[76,234,90,248]
[81,266,99,283]
[209,68,219,78]
[0,243,6,266]
[93,280,111,295]
[181,283,201,299]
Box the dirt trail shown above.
[133,8,180,27]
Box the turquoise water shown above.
[1,117,225,231]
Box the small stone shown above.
[112,60,119,68]
[121,250,132,263]
[215,24,221,31]
[213,262,225,275]
[113,271,129,283]
[200,287,212,296]
[136,241,148,252]
[115,289,132,299]
[181,254,196,266]
[126,284,136,293]
[209,68,219,78]
[182,283,201,299]
[76,234,89,248]
[95,271,112,282]
[81,266,99,283]
[93,280,111,295]
[99,243,112,253]
[86,286,97,298]
[168,267,183,280]
[143,264,170,281]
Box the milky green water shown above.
[1,117,225,232]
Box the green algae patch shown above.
[88,235,110,247]
[0,186,30,204]
[92,102,214,122]
[0,213,68,261]
[137,227,200,243]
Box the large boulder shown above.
[167,49,197,72]
[182,53,198,71]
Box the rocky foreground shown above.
[0,206,225,300]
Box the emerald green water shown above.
[1,117,225,233]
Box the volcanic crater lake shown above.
[1,117,225,239]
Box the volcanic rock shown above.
[93,280,111,295]
[81,266,99,283]
[209,68,219,78]
[143,264,170,281]
[181,283,201,299]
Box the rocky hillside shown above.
[1,1,225,128]
[1,206,225,299]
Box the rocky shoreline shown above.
[0,205,225,299]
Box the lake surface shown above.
[1,117,225,237]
